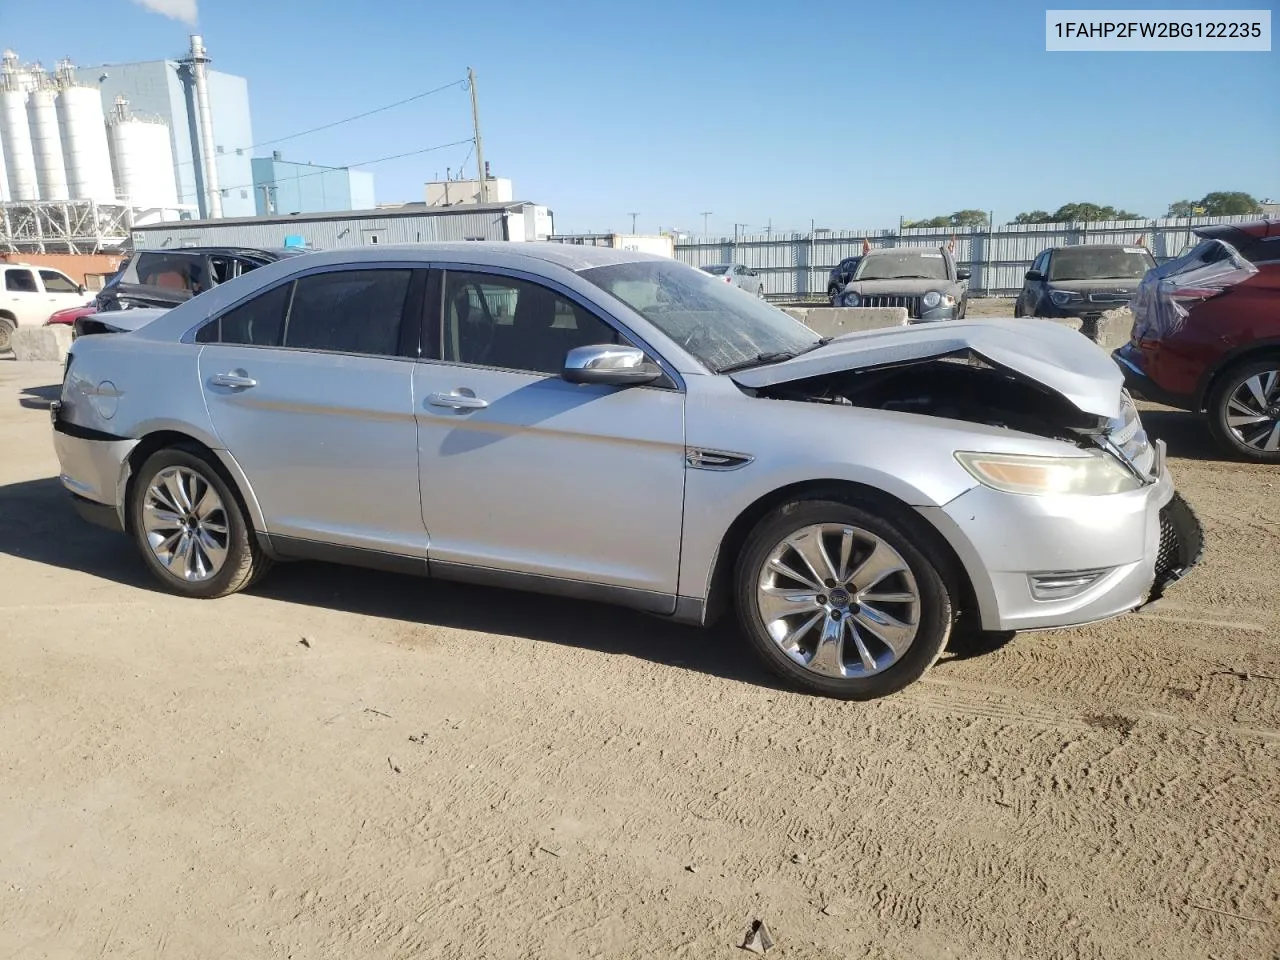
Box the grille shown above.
[860,294,922,317]
[1154,510,1179,583]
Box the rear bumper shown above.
[51,402,135,533]
[1112,343,1195,411]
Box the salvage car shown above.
[1015,244,1155,320]
[827,256,862,302]
[96,246,307,312]
[834,247,969,321]
[1114,218,1280,462]
[698,263,765,297]
[51,243,1201,700]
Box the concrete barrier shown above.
[783,306,909,338]
[11,325,73,362]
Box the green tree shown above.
[1196,191,1262,216]
[1050,202,1142,222]
[905,210,991,228]
[1012,210,1052,224]
[1166,200,1197,218]
[948,209,990,227]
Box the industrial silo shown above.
[0,52,39,200]
[107,97,177,208]
[57,72,115,202]
[29,80,69,201]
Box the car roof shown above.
[861,246,944,256]
[132,246,304,259]
[249,241,666,273]
[1049,244,1151,253]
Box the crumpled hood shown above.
[843,278,962,296]
[731,318,1125,419]
[95,307,171,333]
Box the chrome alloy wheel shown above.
[141,466,230,582]
[756,523,920,679]
[1225,369,1280,453]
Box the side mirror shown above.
[956,269,970,281]
[562,344,662,386]
[77,284,87,295]
[1025,270,1044,282]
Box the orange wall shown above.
[0,253,124,289]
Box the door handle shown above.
[428,391,489,410]
[210,372,257,389]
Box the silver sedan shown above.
[51,243,1202,699]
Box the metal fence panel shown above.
[675,216,1257,298]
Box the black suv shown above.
[1014,244,1155,321]
[96,246,308,312]
[827,256,862,301]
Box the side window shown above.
[209,257,235,285]
[734,265,746,275]
[39,270,79,293]
[282,269,412,356]
[441,271,626,376]
[5,269,38,293]
[198,282,290,346]
[136,253,204,294]
[235,258,261,277]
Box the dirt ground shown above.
[1,359,1276,960]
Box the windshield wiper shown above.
[717,338,831,374]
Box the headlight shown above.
[955,451,1142,496]
[922,291,942,309]
[1049,290,1083,306]
[842,292,861,306]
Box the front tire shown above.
[128,447,267,597]
[1207,360,1280,463]
[734,498,952,699]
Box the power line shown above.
[253,76,468,151]
[171,75,468,172]
[212,136,475,198]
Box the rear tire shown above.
[128,447,268,598]
[734,497,952,699]
[0,317,15,354]
[1206,360,1280,463]
[828,285,840,305]
[1012,299,1024,318]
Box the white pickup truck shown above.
[0,263,95,352]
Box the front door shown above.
[412,268,686,607]
[196,266,426,556]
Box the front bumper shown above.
[921,450,1203,632]
[50,400,136,533]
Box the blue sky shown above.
[4,0,1277,234]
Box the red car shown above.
[1114,218,1280,462]
[45,304,97,328]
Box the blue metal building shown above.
[250,153,376,216]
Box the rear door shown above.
[196,265,427,556]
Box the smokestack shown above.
[187,35,221,218]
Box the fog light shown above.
[1029,569,1111,600]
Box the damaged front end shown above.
[730,318,1204,612]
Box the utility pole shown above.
[734,222,748,264]
[258,183,273,215]
[628,212,639,233]
[700,211,712,237]
[467,67,487,204]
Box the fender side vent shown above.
[686,448,753,471]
